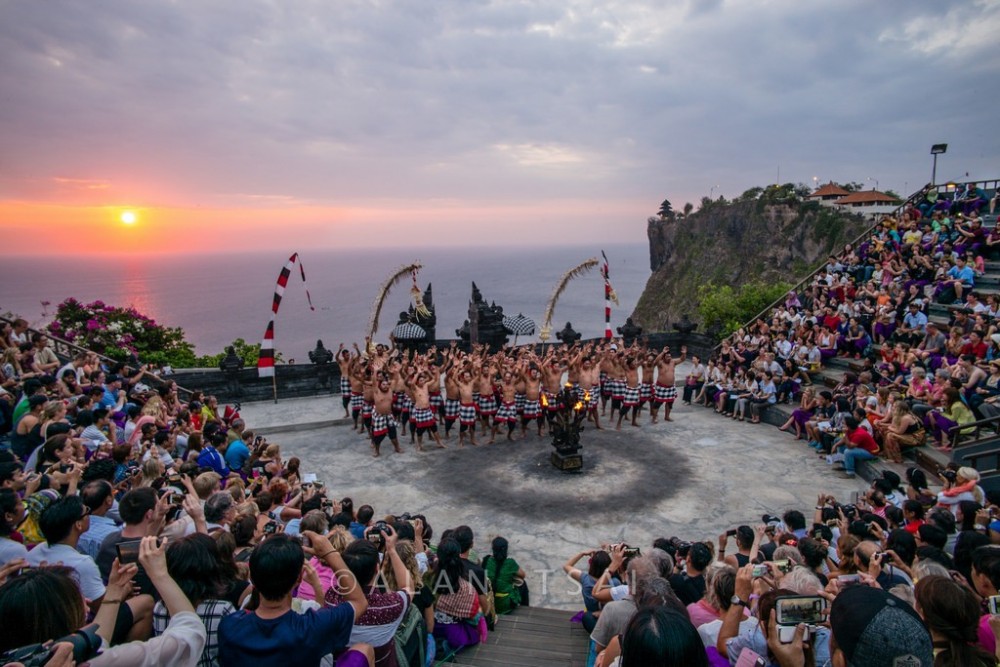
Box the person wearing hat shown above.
[936,467,985,510]
[767,585,934,667]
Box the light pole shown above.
[812,176,819,191]
[930,143,948,186]
[868,177,879,192]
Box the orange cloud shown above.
[0,197,650,256]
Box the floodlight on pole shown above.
[930,143,948,185]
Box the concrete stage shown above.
[245,397,865,609]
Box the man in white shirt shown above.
[78,480,120,560]
[26,496,106,611]
[78,408,114,453]
[57,351,89,385]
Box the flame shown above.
[564,382,573,389]
[583,392,591,402]
[574,401,583,411]
[541,394,549,408]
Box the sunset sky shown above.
[1,0,999,256]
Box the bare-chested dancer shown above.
[604,347,627,418]
[336,344,352,418]
[371,373,403,457]
[361,367,375,437]
[408,370,446,451]
[650,345,687,423]
[442,355,461,439]
[389,360,412,436]
[575,349,603,430]
[476,357,498,435]
[490,370,519,443]
[456,367,479,447]
[541,351,566,432]
[425,350,444,425]
[616,353,642,429]
[640,349,656,414]
[348,345,366,431]
[519,363,545,438]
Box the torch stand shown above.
[548,384,587,471]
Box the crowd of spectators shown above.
[574,469,1000,666]
[0,331,530,667]
[677,184,1000,479]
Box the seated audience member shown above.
[483,536,526,615]
[325,525,412,666]
[218,532,373,666]
[564,546,619,633]
[0,537,207,666]
[428,537,487,653]
[78,480,119,560]
[152,533,237,667]
[0,488,28,567]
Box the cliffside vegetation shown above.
[632,183,873,334]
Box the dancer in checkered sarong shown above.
[408,370,446,451]
[571,351,604,430]
[337,345,352,419]
[599,370,611,415]
[518,364,545,438]
[616,355,646,429]
[455,368,479,447]
[650,345,687,424]
[475,364,498,436]
[489,372,520,443]
[391,386,412,436]
[370,375,403,456]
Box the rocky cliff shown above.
[631,199,872,332]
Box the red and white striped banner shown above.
[258,252,315,378]
[602,250,613,340]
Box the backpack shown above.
[393,600,427,667]
[20,490,60,546]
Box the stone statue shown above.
[308,339,334,389]
[556,322,581,346]
[457,282,509,351]
[617,317,643,347]
[410,283,437,342]
[219,346,244,397]
[673,314,698,335]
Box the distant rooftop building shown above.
[833,189,901,219]
[807,182,851,201]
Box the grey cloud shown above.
[0,0,997,213]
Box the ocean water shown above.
[0,244,651,359]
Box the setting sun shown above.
[120,210,136,224]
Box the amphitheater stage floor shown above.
[260,399,865,609]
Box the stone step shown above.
[452,606,589,667]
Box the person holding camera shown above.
[324,523,412,666]
[218,532,372,667]
[0,536,207,667]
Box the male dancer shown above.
[651,345,687,423]
[371,373,403,457]
[336,344,352,419]
[456,368,479,447]
[490,371,519,444]
[408,370,446,451]
[617,354,642,429]
[519,364,545,438]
